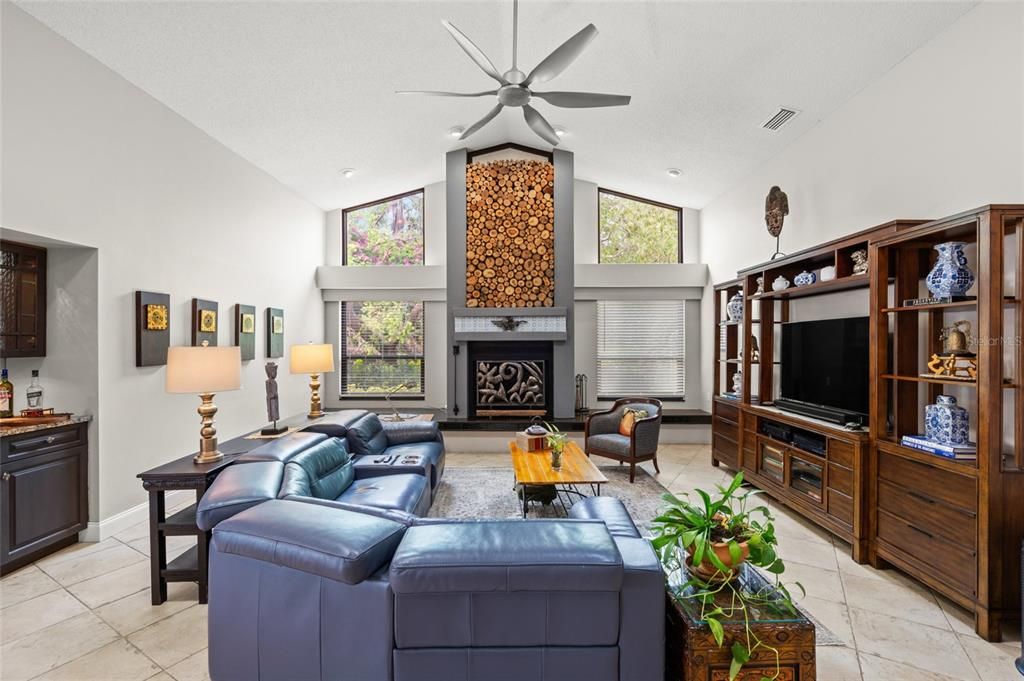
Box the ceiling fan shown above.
[397,0,630,146]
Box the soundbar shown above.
[774,398,866,428]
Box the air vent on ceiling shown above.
[761,107,800,131]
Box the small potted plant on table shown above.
[543,421,567,470]
[651,472,804,681]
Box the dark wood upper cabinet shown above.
[1,240,47,357]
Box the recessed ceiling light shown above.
[553,126,567,137]
[448,126,465,138]
[666,168,682,178]
[340,168,355,179]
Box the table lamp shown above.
[290,343,334,418]
[166,342,242,463]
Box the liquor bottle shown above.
[26,370,43,409]
[0,369,13,418]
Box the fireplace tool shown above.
[574,374,589,414]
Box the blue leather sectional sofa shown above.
[196,410,665,681]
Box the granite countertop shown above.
[0,414,92,438]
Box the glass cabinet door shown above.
[790,455,824,503]
[758,442,785,484]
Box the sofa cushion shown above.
[587,433,631,457]
[567,496,641,538]
[302,409,370,439]
[212,499,406,584]
[282,437,354,500]
[346,412,388,457]
[236,431,328,463]
[382,420,440,446]
[390,520,623,594]
[338,474,428,516]
[197,461,283,531]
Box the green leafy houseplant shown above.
[542,421,567,470]
[650,472,804,681]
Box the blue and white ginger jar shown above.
[925,242,975,297]
[794,270,817,287]
[924,395,970,446]
[726,292,744,323]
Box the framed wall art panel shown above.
[135,290,170,366]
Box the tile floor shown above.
[0,444,1020,680]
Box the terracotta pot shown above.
[686,540,750,581]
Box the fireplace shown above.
[467,341,553,418]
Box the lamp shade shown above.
[166,345,242,394]
[290,343,335,374]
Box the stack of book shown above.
[900,434,977,461]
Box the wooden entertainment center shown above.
[711,206,1024,640]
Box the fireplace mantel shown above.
[452,307,567,341]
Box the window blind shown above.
[597,300,685,399]
[340,301,425,396]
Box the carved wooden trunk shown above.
[465,159,554,308]
[665,589,816,681]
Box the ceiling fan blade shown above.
[442,21,506,84]
[524,24,598,86]
[459,103,504,140]
[531,91,631,108]
[522,104,560,146]
[396,90,497,98]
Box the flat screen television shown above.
[779,317,870,423]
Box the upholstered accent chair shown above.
[585,398,663,483]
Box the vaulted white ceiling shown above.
[17,1,975,211]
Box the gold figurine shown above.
[926,320,978,380]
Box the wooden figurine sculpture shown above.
[750,335,760,363]
[260,361,287,435]
[765,186,789,260]
[927,320,978,380]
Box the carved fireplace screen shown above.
[476,359,546,415]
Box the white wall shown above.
[698,2,1024,411]
[1,5,326,529]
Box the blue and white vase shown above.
[726,292,744,323]
[924,395,970,446]
[794,270,817,287]
[925,242,975,298]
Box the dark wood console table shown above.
[137,414,314,605]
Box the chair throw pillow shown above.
[618,408,647,437]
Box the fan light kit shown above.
[398,0,630,146]
[448,126,466,138]
[340,168,355,179]
[553,126,567,137]
[666,168,682,178]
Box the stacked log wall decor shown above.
[465,159,555,308]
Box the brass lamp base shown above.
[307,373,324,419]
[193,392,224,464]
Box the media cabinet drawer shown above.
[714,400,739,423]
[714,418,739,443]
[877,509,976,597]
[713,434,739,467]
[877,480,976,550]
[877,451,976,513]
[827,440,855,468]
[828,464,853,496]
[827,489,853,526]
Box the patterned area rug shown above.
[428,466,845,647]
[428,465,667,530]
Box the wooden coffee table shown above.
[509,440,609,517]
